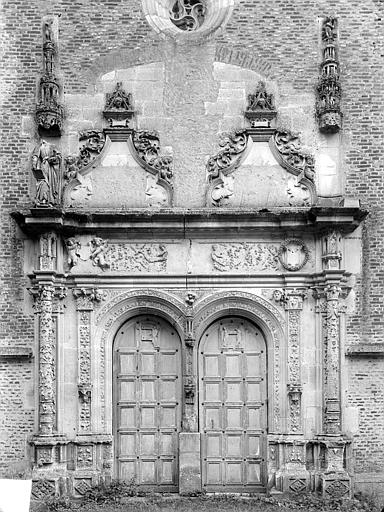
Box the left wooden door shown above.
[114,315,182,491]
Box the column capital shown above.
[73,287,105,311]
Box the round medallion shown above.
[278,238,309,272]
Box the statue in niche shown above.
[65,238,81,268]
[89,238,110,270]
[32,140,63,207]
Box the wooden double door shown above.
[114,315,267,492]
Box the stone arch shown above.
[193,291,285,432]
[94,289,186,433]
[215,44,276,80]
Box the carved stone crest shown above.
[103,82,135,127]
[278,239,309,271]
[244,81,277,127]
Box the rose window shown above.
[169,0,206,31]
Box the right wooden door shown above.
[199,317,267,492]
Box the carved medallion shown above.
[278,239,309,271]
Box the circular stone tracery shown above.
[142,0,234,39]
[170,0,206,31]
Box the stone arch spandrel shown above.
[94,289,186,432]
[193,291,285,433]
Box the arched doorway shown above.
[199,316,267,492]
[113,315,182,491]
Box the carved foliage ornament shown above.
[317,17,342,133]
[132,131,173,187]
[207,130,248,206]
[211,243,280,272]
[270,130,315,182]
[36,17,64,136]
[170,0,206,31]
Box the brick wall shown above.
[1,0,383,477]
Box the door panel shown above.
[199,317,267,491]
[114,316,181,491]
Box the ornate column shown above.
[34,284,56,435]
[73,288,104,432]
[313,231,351,498]
[273,288,309,493]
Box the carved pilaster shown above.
[314,283,348,435]
[283,289,307,433]
[73,288,104,432]
[31,284,66,435]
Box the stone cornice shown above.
[12,205,367,238]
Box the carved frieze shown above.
[317,17,342,133]
[103,82,135,127]
[269,130,315,182]
[107,243,167,272]
[278,239,309,272]
[211,243,280,272]
[244,81,277,127]
[36,17,64,136]
[32,140,63,207]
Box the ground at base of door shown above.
[30,493,381,512]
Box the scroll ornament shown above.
[270,130,315,182]
[132,130,173,186]
[207,130,248,206]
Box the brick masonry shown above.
[0,0,384,491]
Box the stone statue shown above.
[32,140,63,207]
[89,237,110,270]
